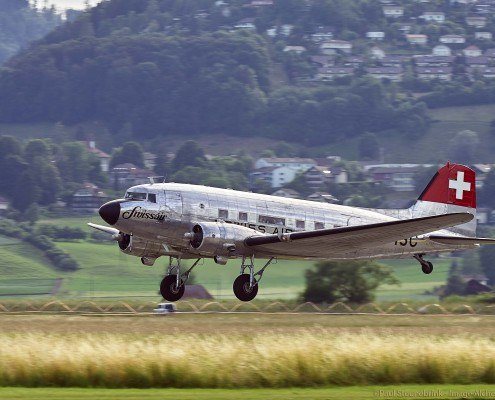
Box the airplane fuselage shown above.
[108,182,472,261]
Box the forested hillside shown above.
[0,0,61,65]
[0,0,428,146]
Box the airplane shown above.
[89,162,495,302]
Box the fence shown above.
[0,300,494,315]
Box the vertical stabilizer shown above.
[410,163,477,236]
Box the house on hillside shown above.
[439,34,466,44]
[370,46,386,60]
[320,40,352,55]
[367,164,428,192]
[109,163,155,190]
[414,55,454,67]
[366,31,385,41]
[283,46,307,54]
[250,166,297,189]
[432,45,452,57]
[303,165,347,190]
[475,31,493,40]
[416,66,453,80]
[465,56,489,68]
[366,67,403,82]
[468,66,495,79]
[419,11,445,23]
[234,18,256,30]
[0,196,9,214]
[310,26,334,43]
[255,157,317,171]
[71,183,108,213]
[383,5,404,18]
[406,34,428,45]
[466,16,487,28]
[271,188,301,199]
[307,191,339,203]
[464,45,482,57]
[316,67,355,80]
[83,141,111,172]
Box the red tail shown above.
[419,163,476,209]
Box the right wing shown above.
[428,235,495,246]
[245,213,473,258]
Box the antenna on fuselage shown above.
[148,176,166,184]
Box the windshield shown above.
[125,192,147,201]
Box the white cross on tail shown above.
[449,171,471,200]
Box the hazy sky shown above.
[32,0,102,11]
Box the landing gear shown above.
[414,254,433,275]
[160,257,202,301]
[233,274,258,302]
[232,256,276,302]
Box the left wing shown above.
[245,213,473,258]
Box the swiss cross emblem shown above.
[449,171,471,200]
[447,166,476,208]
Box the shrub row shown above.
[0,219,79,271]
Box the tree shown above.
[57,142,91,183]
[448,130,480,164]
[24,139,49,160]
[358,132,380,161]
[12,171,40,212]
[110,141,145,168]
[302,260,399,303]
[171,141,206,172]
[480,245,495,286]
[479,169,495,207]
[0,136,22,161]
[23,203,40,225]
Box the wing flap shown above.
[245,213,473,258]
[428,235,495,246]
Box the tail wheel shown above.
[422,261,433,275]
[233,273,258,302]
[160,274,185,302]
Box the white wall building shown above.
[420,11,445,23]
[432,44,452,56]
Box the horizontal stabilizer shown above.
[87,223,119,236]
[428,235,495,246]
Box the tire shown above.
[160,274,185,301]
[233,273,258,302]
[422,261,433,275]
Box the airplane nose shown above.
[99,200,121,226]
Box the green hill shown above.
[0,216,452,301]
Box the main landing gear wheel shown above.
[233,274,258,302]
[160,274,185,302]
[422,261,433,275]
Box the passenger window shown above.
[148,193,157,203]
[218,209,229,219]
[259,215,286,225]
[296,220,305,229]
[315,222,325,230]
[239,212,248,222]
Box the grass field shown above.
[2,385,495,400]
[0,213,456,300]
[1,314,495,392]
[318,104,495,163]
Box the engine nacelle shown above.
[118,233,165,260]
[188,221,256,257]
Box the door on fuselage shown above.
[163,191,183,217]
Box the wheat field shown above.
[2,330,495,388]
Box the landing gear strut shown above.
[160,257,202,301]
[233,256,276,302]
[414,253,433,274]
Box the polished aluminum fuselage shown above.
[113,183,473,260]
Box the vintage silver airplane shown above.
[89,162,495,302]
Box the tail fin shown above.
[410,162,477,236]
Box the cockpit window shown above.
[148,193,157,203]
[125,192,147,201]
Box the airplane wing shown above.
[428,235,495,246]
[245,213,473,258]
[87,223,119,236]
